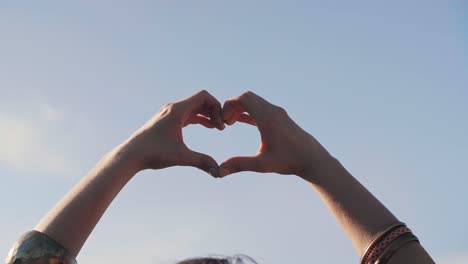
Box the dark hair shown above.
[177,254,257,264]
[177,258,229,264]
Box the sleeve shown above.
[5,230,77,264]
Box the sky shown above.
[0,1,467,263]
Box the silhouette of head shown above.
[177,254,257,264]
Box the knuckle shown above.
[158,103,173,114]
[162,103,173,109]
[241,91,254,98]
[238,91,255,105]
[224,99,235,106]
[275,105,287,116]
[163,102,176,110]
[198,89,209,96]
[260,105,287,129]
[210,100,221,110]
[159,102,181,117]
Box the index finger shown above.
[179,90,225,130]
[222,91,270,125]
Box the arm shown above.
[309,158,433,263]
[219,91,434,263]
[34,144,140,257]
[6,90,225,262]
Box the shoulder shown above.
[5,230,77,264]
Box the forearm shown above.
[8,91,223,262]
[304,156,397,254]
[34,143,139,257]
[5,91,224,264]
[304,157,434,263]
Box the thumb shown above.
[219,155,266,178]
[182,149,220,177]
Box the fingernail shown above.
[219,167,231,178]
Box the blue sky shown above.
[0,1,467,263]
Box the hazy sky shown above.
[0,1,467,263]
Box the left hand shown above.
[219,91,332,179]
[121,90,225,176]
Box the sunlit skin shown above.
[122,90,225,173]
[8,90,433,263]
[219,92,434,263]
[219,91,332,177]
[33,90,226,256]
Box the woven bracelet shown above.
[375,233,419,264]
[360,222,405,264]
[364,225,413,263]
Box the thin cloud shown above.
[0,104,66,175]
[38,102,65,122]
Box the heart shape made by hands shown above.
[147,90,314,178]
[183,120,261,176]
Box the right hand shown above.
[121,90,224,176]
[219,91,333,179]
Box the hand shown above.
[122,90,225,176]
[219,91,333,179]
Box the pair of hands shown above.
[122,90,331,179]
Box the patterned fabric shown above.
[5,230,77,264]
[365,226,412,264]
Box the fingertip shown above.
[216,121,226,130]
[186,150,219,176]
[208,167,220,178]
[225,118,236,126]
[222,110,234,124]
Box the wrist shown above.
[295,132,337,181]
[300,154,341,184]
[110,141,144,176]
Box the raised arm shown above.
[6,90,225,263]
[219,91,434,264]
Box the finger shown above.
[183,114,216,128]
[222,91,270,127]
[225,111,256,127]
[219,155,267,177]
[181,149,220,177]
[222,100,242,125]
[183,90,225,130]
[226,91,266,118]
[225,109,243,126]
[222,97,252,126]
[209,105,225,131]
[237,113,257,126]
